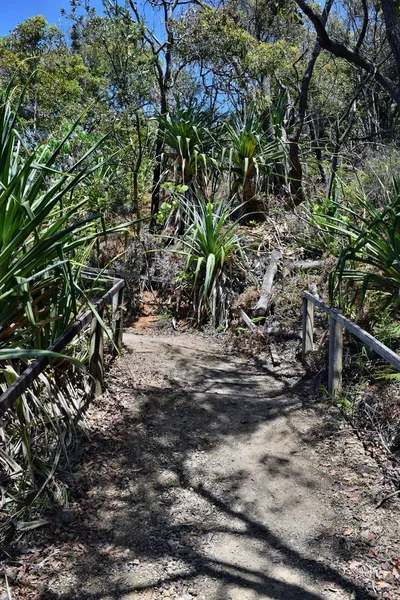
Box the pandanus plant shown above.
[158,103,219,194]
[316,177,400,312]
[175,191,243,327]
[0,84,134,540]
[0,85,130,354]
[224,111,285,216]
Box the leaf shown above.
[375,581,391,590]
[15,519,50,531]
[343,528,354,536]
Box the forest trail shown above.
[40,329,380,600]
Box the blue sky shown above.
[0,1,105,36]
[0,1,162,40]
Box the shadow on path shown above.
[35,334,375,600]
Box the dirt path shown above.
[17,329,400,599]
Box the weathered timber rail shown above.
[0,273,125,415]
[302,291,400,395]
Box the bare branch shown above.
[355,0,369,53]
[294,0,400,107]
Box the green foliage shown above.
[0,86,105,350]
[175,5,299,101]
[374,312,400,347]
[224,110,286,206]
[305,189,349,255]
[175,193,243,326]
[0,17,100,139]
[156,199,179,225]
[159,103,219,190]
[320,385,353,410]
[0,84,135,540]
[322,178,400,311]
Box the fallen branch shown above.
[237,309,301,340]
[237,308,256,331]
[375,488,400,509]
[253,250,282,317]
[288,260,324,271]
[266,326,302,341]
[269,341,282,366]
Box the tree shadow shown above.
[27,334,375,600]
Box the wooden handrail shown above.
[302,292,400,395]
[0,276,125,414]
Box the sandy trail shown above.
[39,331,376,600]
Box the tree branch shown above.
[355,0,369,53]
[294,0,400,107]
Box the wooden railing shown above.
[0,273,125,415]
[302,291,400,396]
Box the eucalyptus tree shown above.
[174,1,300,109]
[66,0,157,215]
[124,0,202,222]
[0,16,97,140]
[294,0,400,110]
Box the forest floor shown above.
[4,321,400,600]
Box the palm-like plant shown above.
[176,192,243,326]
[224,111,285,215]
[159,103,219,192]
[0,85,129,352]
[319,178,400,311]
[0,85,133,540]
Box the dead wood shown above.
[238,308,257,331]
[253,250,282,317]
[269,341,282,366]
[237,309,301,340]
[288,260,324,271]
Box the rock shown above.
[59,509,75,525]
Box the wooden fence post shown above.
[112,288,124,356]
[302,296,314,358]
[89,307,104,396]
[328,310,343,396]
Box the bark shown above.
[309,117,326,184]
[237,309,301,340]
[294,0,400,109]
[288,0,333,203]
[253,250,282,317]
[288,260,324,271]
[381,0,400,78]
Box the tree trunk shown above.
[381,0,400,79]
[288,0,333,204]
[295,0,400,110]
[150,89,168,230]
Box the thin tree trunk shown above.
[288,0,333,204]
[309,116,326,184]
